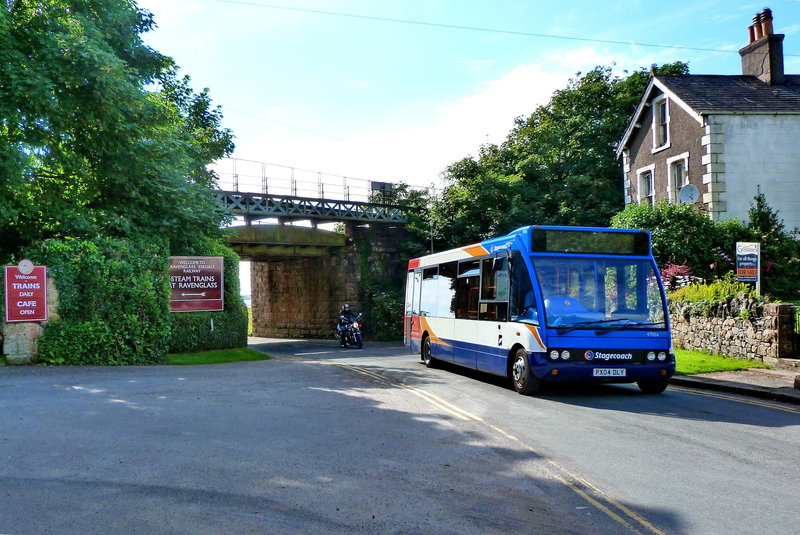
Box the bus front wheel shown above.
[512,348,541,395]
[637,379,669,394]
[422,336,436,368]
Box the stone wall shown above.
[251,252,359,338]
[669,297,796,360]
[1,277,59,364]
[249,224,408,339]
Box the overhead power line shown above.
[211,0,799,56]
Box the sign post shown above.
[4,260,48,323]
[735,242,761,297]
[169,257,224,312]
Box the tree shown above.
[429,63,689,248]
[0,0,234,263]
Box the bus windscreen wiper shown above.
[555,319,629,334]
[593,321,665,335]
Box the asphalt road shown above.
[1,339,799,534]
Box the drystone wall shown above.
[669,296,796,361]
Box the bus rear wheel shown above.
[422,336,436,368]
[637,379,669,394]
[511,348,541,395]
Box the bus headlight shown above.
[657,351,667,361]
[560,350,571,361]
[549,350,560,361]
[646,351,656,362]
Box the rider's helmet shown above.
[343,303,350,310]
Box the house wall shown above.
[623,93,705,208]
[711,114,800,230]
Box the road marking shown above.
[676,387,800,414]
[327,360,664,534]
[294,351,335,356]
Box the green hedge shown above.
[31,237,171,365]
[166,239,248,352]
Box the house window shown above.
[666,153,689,203]
[637,166,655,206]
[652,96,669,151]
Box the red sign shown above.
[4,262,48,323]
[169,257,224,312]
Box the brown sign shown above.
[4,261,48,323]
[169,257,224,312]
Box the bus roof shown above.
[408,225,652,269]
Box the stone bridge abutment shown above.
[229,224,407,338]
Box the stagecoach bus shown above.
[404,225,675,395]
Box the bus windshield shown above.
[531,256,667,330]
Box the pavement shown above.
[670,358,800,405]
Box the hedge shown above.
[30,236,171,365]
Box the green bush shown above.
[166,239,248,352]
[612,195,800,300]
[668,272,756,304]
[31,237,171,365]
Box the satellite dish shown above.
[679,184,699,204]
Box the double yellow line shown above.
[327,360,665,535]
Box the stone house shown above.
[616,8,800,230]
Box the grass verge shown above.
[165,348,269,365]
[674,349,768,375]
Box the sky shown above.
[137,0,800,193]
[134,1,800,295]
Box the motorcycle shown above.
[337,312,363,349]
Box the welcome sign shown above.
[4,260,48,323]
[169,257,224,312]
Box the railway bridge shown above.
[214,158,412,338]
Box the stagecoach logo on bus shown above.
[584,350,635,362]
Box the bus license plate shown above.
[593,368,626,377]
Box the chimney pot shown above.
[748,25,755,44]
[753,14,763,40]
[760,8,773,36]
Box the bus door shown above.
[453,259,480,369]
[404,269,422,350]
[475,254,511,375]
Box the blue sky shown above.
[137,0,800,192]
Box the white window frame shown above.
[666,152,690,204]
[636,164,656,206]
[651,95,671,153]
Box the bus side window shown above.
[456,260,480,320]
[511,251,538,324]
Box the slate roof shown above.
[657,74,800,114]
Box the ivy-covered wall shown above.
[0,236,247,365]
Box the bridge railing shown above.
[210,157,400,204]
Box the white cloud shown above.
[227,46,678,189]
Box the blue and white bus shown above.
[404,225,675,395]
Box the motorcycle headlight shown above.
[353,322,359,329]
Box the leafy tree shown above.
[0,0,234,263]
[430,62,689,249]
[0,1,244,362]
[746,188,800,299]
[611,201,720,279]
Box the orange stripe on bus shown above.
[525,324,544,348]
[463,244,488,257]
[420,317,450,346]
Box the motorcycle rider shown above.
[338,303,357,347]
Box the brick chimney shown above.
[739,8,785,85]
